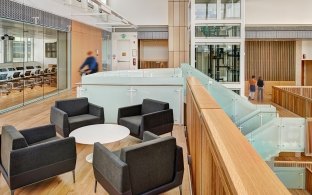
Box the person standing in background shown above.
[79,51,98,75]
[248,75,256,100]
[257,76,264,102]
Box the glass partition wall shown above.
[0,18,68,112]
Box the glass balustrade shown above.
[181,63,306,160]
[274,167,306,189]
[78,68,184,124]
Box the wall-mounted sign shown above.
[121,34,126,39]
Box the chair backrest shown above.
[120,136,176,194]
[141,99,169,115]
[1,126,28,174]
[0,74,8,80]
[24,71,31,76]
[55,97,89,117]
[13,72,20,78]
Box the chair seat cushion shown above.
[119,116,142,135]
[29,137,60,146]
[68,114,102,130]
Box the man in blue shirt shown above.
[79,51,98,74]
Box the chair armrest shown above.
[93,143,131,194]
[89,103,104,121]
[50,106,69,135]
[20,124,56,145]
[141,109,174,130]
[117,104,142,123]
[176,146,184,172]
[10,137,76,176]
[142,131,160,142]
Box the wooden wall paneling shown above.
[306,167,312,194]
[194,105,201,195]
[201,125,213,195]
[245,41,295,81]
[140,61,168,69]
[71,21,102,86]
[168,0,188,67]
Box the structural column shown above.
[168,0,189,68]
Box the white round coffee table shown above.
[69,124,130,163]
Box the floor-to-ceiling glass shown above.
[0,18,68,112]
[195,43,240,82]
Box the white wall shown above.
[302,41,312,59]
[109,0,168,25]
[140,40,168,61]
[246,0,312,25]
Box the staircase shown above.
[181,64,310,191]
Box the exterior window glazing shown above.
[195,0,217,20]
[221,0,241,19]
[195,24,240,38]
[195,44,240,82]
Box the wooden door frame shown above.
[302,60,305,86]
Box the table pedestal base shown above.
[86,153,93,163]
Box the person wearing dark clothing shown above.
[257,76,264,101]
[80,51,98,75]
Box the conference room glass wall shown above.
[0,18,68,113]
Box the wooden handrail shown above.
[272,86,312,118]
[273,86,312,99]
[186,77,290,195]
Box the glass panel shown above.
[0,19,25,111]
[57,31,68,91]
[43,28,58,96]
[102,32,112,71]
[274,167,305,189]
[251,120,280,160]
[195,0,217,20]
[195,25,240,38]
[221,0,241,19]
[79,74,184,124]
[280,118,305,152]
[195,43,240,82]
[23,23,44,104]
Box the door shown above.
[116,40,131,70]
[305,61,312,86]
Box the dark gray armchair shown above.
[0,124,77,195]
[50,97,104,137]
[93,131,184,195]
[117,99,174,139]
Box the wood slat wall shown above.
[186,77,290,195]
[274,161,312,170]
[245,41,295,81]
[140,61,168,69]
[275,86,312,99]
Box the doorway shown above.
[302,60,312,86]
[116,40,131,70]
